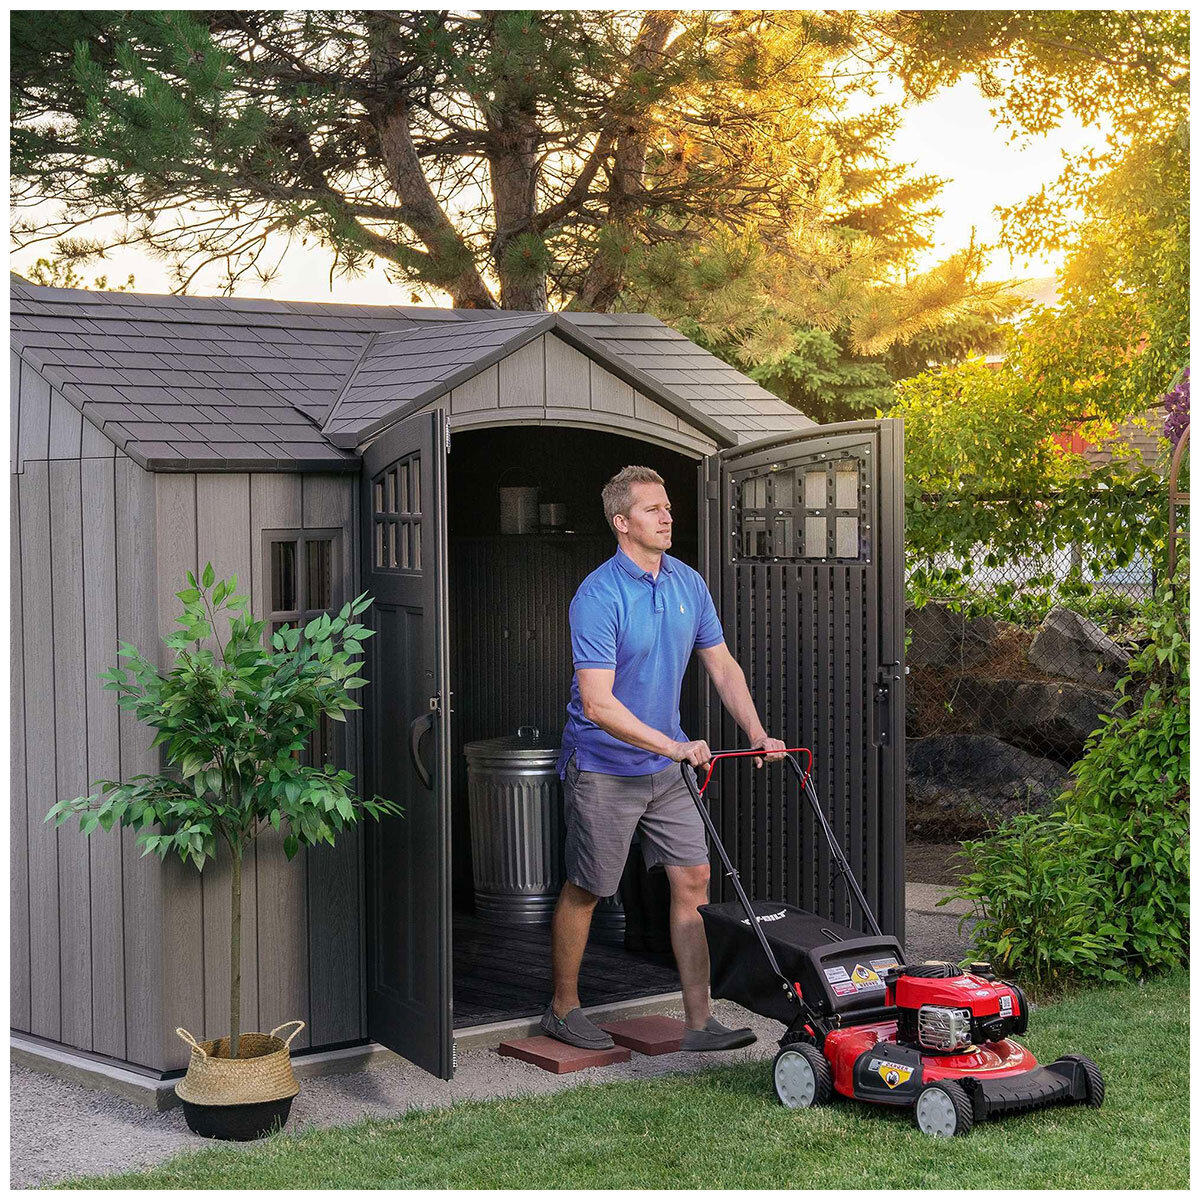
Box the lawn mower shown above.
[685,749,1105,1137]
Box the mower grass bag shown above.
[699,898,904,1024]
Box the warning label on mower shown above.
[869,1058,914,1089]
[870,957,900,974]
[999,994,1013,1015]
[824,963,886,992]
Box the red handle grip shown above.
[696,747,812,796]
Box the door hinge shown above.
[705,479,719,500]
[444,412,451,454]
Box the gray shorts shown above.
[562,752,709,898]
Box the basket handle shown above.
[175,1027,207,1057]
[270,1019,306,1047]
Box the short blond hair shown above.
[602,465,665,532]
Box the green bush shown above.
[949,556,1189,983]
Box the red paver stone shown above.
[497,1036,632,1074]
[599,1014,687,1055]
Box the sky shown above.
[10,72,1102,306]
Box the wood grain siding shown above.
[248,473,310,1050]
[82,456,124,1057]
[50,460,93,1049]
[195,474,259,1047]
[419,334,716,459]
[10,475,30,1030]
[48,390,83,460]
[154,473,205,1067]
[498,338,544,408]
[544,336,590,409]
[450,363,499,414]
[300,474,363,1047]
[11,352,22,472]
[19,460,60,1040]
[589,361,635,418]
[17,364,51,473]
[116,458,164,1069]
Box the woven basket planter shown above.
[175,1021,304,1141]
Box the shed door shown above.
[699,419,905,939]
[361,407,453,1078]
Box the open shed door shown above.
[699,419,905,940]
[361,407,453,1078]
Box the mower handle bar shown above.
[680,749,884,1005]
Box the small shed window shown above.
[264,528,343,767]
[371,452,422,572]
[733,447,872,563]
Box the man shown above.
[542,465,787,1052]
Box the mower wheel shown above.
[1058,1054,1106,1108]
[913,1080,974,1138]
[773,1044,833,1109]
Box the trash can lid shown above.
[464,725,561,759]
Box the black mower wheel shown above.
[773,1044,833,1109]
[913,1080,974,1138]
[1058,1054,1106,1108]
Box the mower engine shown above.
[887,961,1027,1051]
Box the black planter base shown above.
[180,1095,295,1141]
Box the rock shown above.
[906,601,1000,668]
[1028,606,1131,686]
[906,734,1071,840]
[963,677,1118,761]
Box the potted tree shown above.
[47,566,401,1140]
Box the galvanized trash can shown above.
[465,726,623,938]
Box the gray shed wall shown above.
[11,352,363,1072]
[152,470,363,1070]
[11,353,163,1067]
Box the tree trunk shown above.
[230,847,242,1059]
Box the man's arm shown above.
[576,669,711,766]
[694,641,787,764]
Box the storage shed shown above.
[10,273,905,1088]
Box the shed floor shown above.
[452,910,680,1028]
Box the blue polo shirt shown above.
[556,547,725,777]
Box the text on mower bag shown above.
[740,910,787,925]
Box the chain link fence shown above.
[904,496,1181,845]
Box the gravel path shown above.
[12,899,976,1189]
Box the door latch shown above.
[872,662,900,747]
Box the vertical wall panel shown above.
[17,367,51,473]
[249,473,310,1047]
[10,475,31,1030]
[498,338,545,409]
[20,461,60,1040]
[589,362,634,417]
[11,352,22,473]
[83,456,125,1058]
[48,390,83,460]
[195,474,259,1045]
[544,335,590,409]
[302,474,361,1046]
[155,473,205,1067]
[450,364,498,414]
[116,458,164,1069]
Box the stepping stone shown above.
[599,1014,687,1055]
[497,1035,631,1074]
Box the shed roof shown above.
[10,274,812,470]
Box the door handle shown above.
[409,710,436,790]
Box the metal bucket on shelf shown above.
[464,726,623,937]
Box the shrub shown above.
[949,554,1189,983]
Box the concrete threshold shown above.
[11,992,686,1111]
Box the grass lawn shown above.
[63,972,1188,1190]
